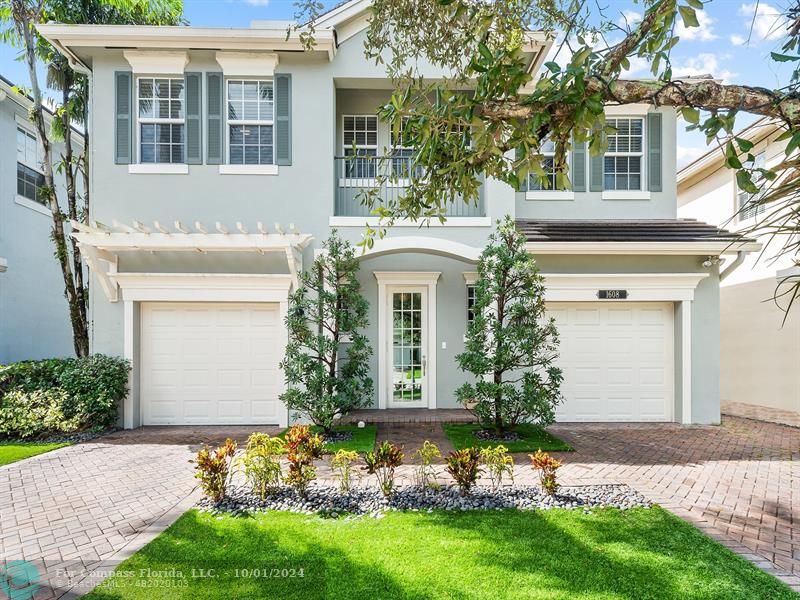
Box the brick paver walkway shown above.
[2,416,798,596]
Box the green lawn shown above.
[0,441,70,466]
[443,422,573,452]
[279,424,377,454]
[84,507,795,600]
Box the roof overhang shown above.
[71,219,313,302]
[36,24,338,67]
[525,241,762,255]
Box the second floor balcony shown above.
[334,155,485,218]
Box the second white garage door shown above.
[140,302,282,425]
[548,302,674,422]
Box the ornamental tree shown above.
[456,217,563,434]
[280,231,373,433]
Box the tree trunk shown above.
[16,4,89,357]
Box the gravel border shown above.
[0,428,116,445]
[199,483,651,518]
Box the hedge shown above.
[0,355,130,439]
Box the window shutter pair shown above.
[207,72,292,165]
[588,113,663,192]
[517,139,586,192]
[114,70,292,166]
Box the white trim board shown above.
[330,217,491,228]
[526,241,762,255]
[363,236,482,262]
[123,50,188,74]
[374,272,440,410]
[541,273,709,302]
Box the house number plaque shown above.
[597,290,628,300]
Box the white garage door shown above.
[548,302,674,422]
[140,302,282,425]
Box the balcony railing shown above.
[334,155,485,218]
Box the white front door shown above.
[387,287,429,408]
[140,302,282,425]
[548,302,674,422]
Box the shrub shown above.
[280,232,373,433]
[364,441,404,497]
[413,440,441,492]
[193,438,237,503]
[284,425,325,498]
[331,449,360,493]
[530,449,561,496]
[446,448,482,495]
[480,445,515,490]
[239,433,284,500]
[0,355,129,435]
[456,217,563,434]
[0,389,78,439]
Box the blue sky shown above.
[0,0,792,168]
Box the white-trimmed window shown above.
[16,127,45,204]
[604,117,643,190]
[737,151,766,221]
[391,117,415,179]
[528,139,559,191]
[227,79,274,165]
[343,115,378,178]
[466,284,477,325]
[137,77,185,164]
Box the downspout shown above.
[719,251,746,281]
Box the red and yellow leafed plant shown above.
[530,449,561,496]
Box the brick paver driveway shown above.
[545,416,800,588]
[0,426,279,599]
[1,416,798,597]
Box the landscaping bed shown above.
[199,482,650,517]
[82,507,797,600]
[443,422,573,452]
[278,424,377,454]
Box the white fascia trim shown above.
[363,236,483,262]
[37,24,336,59]
[463,272,479,285]
[525,241,762,255]
[374,271,441,410]
[313,0,371,29]
[681,300,692,424]
[602,191,652,201]
[605,103,651,116]
[112,273,294,303]
[15,195,51,216]
[128,163,189,175]
[329,216,490,228]
[123,50,188,74]
[215,52,279,77]
[525,191,575,201]
[777,266,800,280]
[219,164,279,175]
[0,257,7,273]
[541,272,709,302]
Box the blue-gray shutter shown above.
[571,138,586,192]
[114,71,133,164]
[275,74,292,166]
[515,147,528,191]
[589,121,604,192]
[647,112,662,192]
[184,73,202,165]
[206,72,223,165]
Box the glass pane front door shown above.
[390,290,426,407]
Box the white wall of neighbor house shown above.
[678,133,800,416]
[0,85,79,363]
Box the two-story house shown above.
[38,0,759,429]
[678,118,800,424]
[0,74,79,363]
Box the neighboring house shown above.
[0,74,79,364]
[678,118,800,422]
[38,0,758,429]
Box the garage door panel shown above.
[551,302,674,422]
[141,302,282,425]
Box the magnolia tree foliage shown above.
[456,217,562,433]
[292,0,800,315]
[280,232,373,433]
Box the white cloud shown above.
[676,10,717,41]
[677,142,707,168]
[672,53,736,81]
[245,0,270,5]
[730,33,747,46]
[617,10,642,29]
[739,2,789,42]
